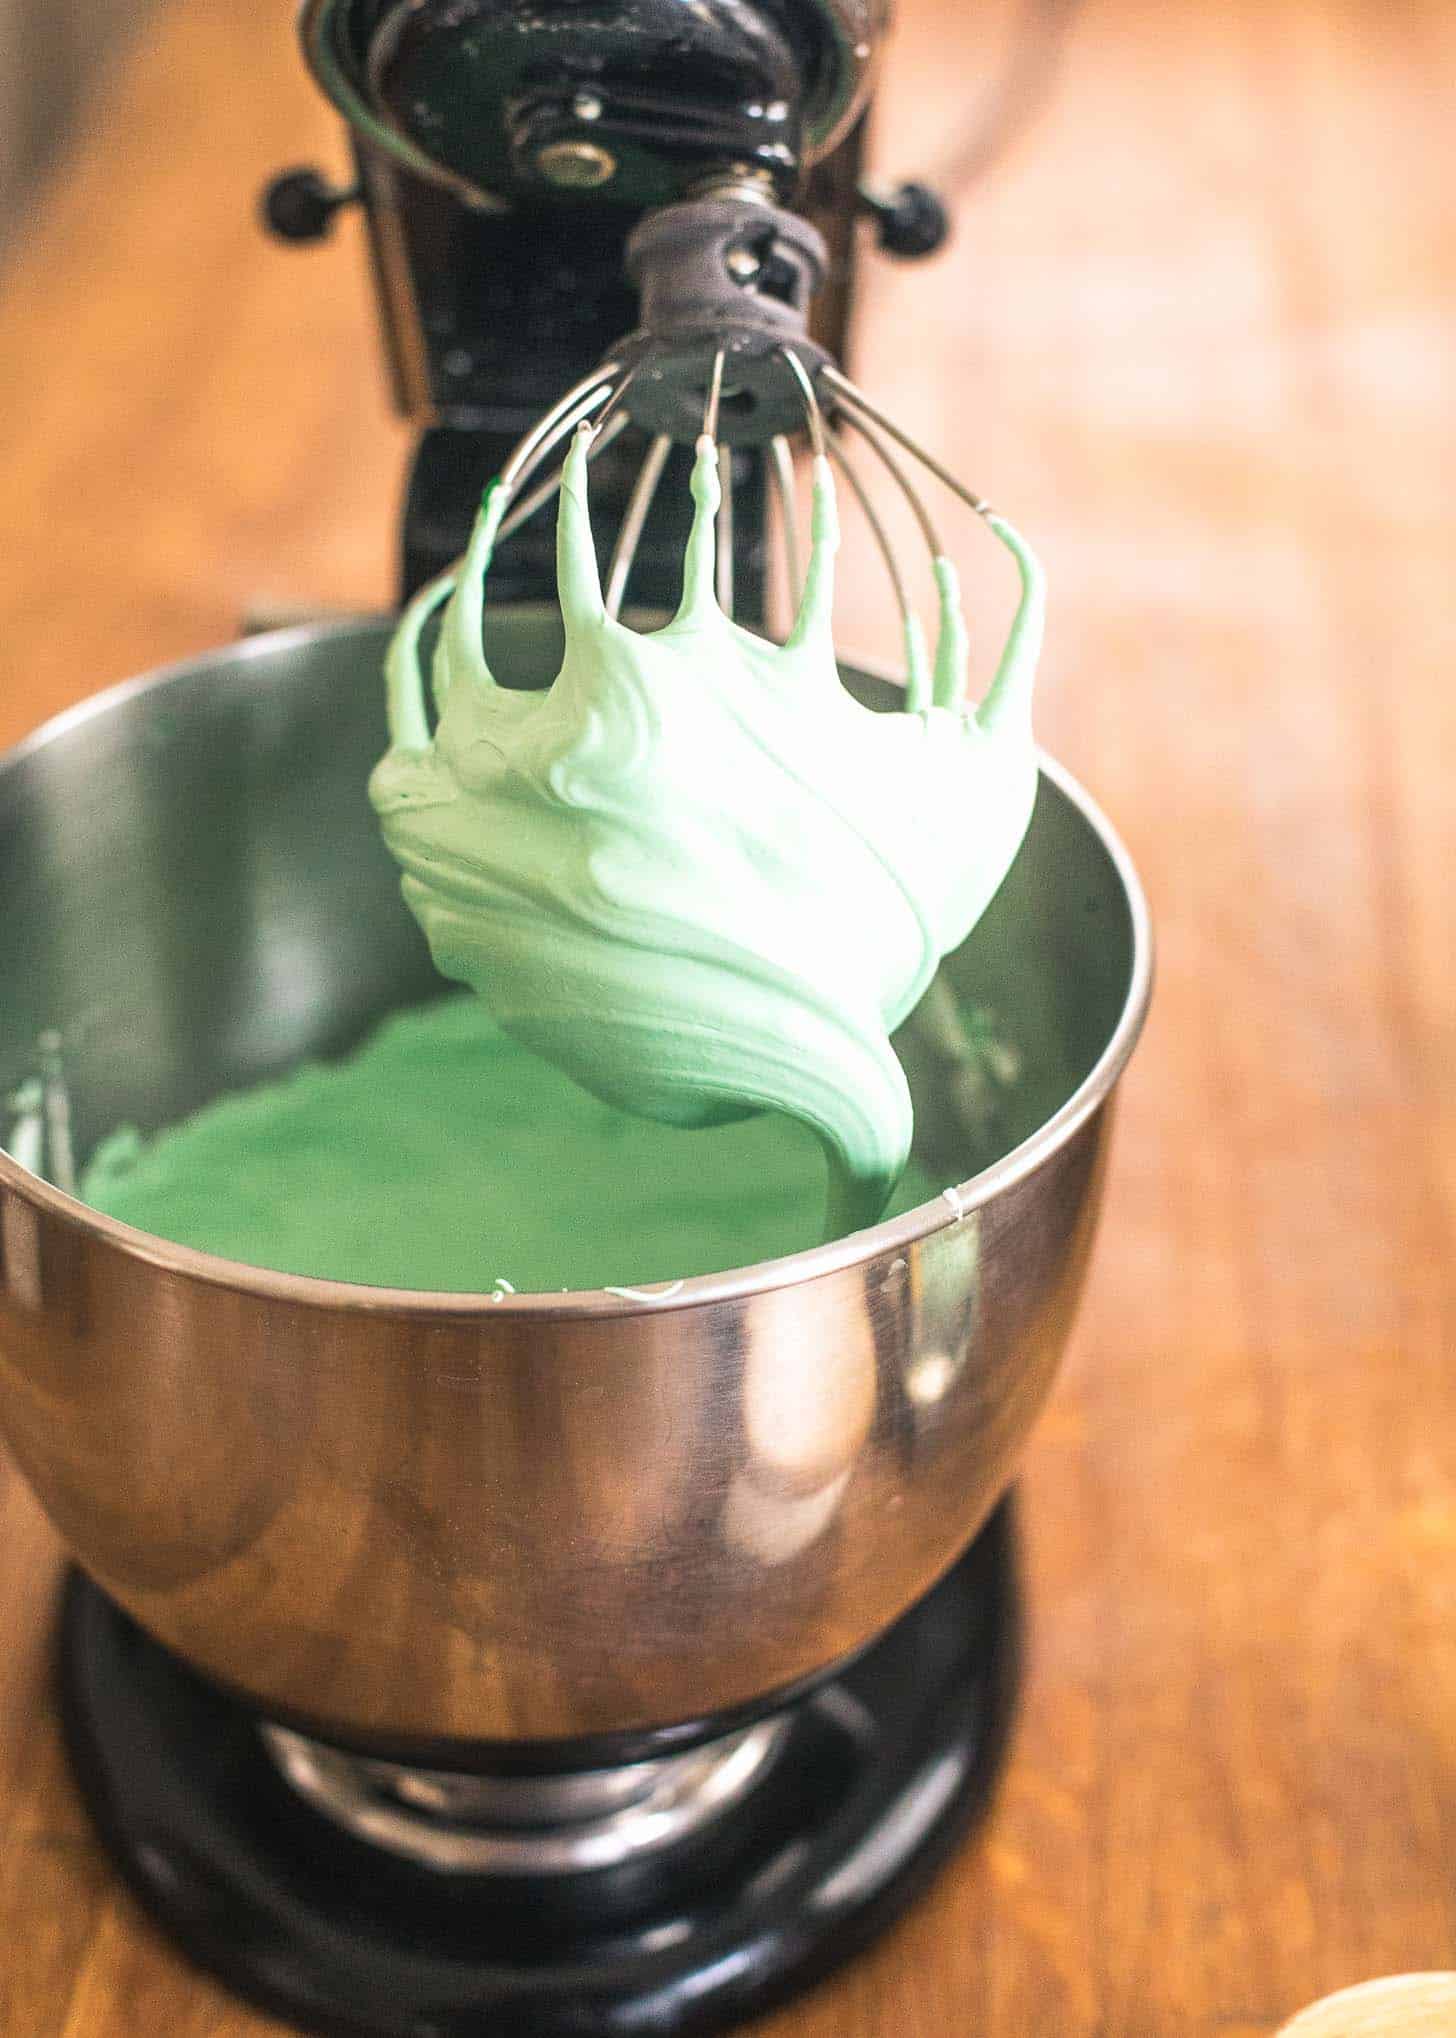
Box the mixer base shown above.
[57,1500,1019,2038]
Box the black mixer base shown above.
[57,1501,1019,2038]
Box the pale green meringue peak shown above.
[370,421,1044,1237]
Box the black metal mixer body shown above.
[272,0,889,598]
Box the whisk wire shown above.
[822,368,993,519]
[769,435,802,611]
[837,407,947,561]
[716,444,736,620]
[779,348,827,459]
[702,348,727,444]
[605,432,672,620]
[826,428,932,710]
[588,364,641,442]
[499,410,631,542]
[825,431,913,634]
[498,368,620,500]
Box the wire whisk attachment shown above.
[418,182,1029,714]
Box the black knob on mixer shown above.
[859,179,951,260]
[260,167,360,243]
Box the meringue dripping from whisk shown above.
[370,414,1044,1245]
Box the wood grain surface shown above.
[2,0,1454,2033]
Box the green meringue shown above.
[81,996,941,1292]
[370,422,1043,1234]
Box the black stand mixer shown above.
[264,0,947,606]
[0,5,1148,2034]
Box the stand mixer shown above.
[267,0,947,604]
[0,5,1151,2034]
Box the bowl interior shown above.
[0,613,1136,1224]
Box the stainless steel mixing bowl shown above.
[0,614,1149,1751]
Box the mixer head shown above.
[270,0,956,597]
[299,0,888,210]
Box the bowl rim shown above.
[0,615,1154,1320]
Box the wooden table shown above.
[2,1,1454,2032]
